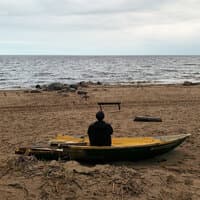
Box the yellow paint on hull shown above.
[50,134,162,147]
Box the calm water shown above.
[0,55,200,89]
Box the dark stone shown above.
[57,88,70,93]
[63,84,69,88]
[69,84,79,90]
[97,81,102,85]
[35,84,41,89]
[24,90,30,93]
[79,81,89,87]
[30,90,42,93]
[183,81,193,86]
[183,81,200,86]
[40,85,48,91]
[69,88,76,92]
[47,82,65,91]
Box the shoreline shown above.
[1,80,200,91]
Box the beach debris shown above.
[35,81,103,93]
[23,90,41,93]
[69,88,77,92]
[81,95,89,100]
[47,82,65,91]
[36,82,70,91]
[97,81,102,85]
[77,90,89,100]
[77,90,87,95]
[77,90,90,100]
[5,155,38,174]
[35,82,80,92]
[183,81,200,86]
[79,81,89,87]
[134,116,162,122]
[98,102,121,110]
[23,90,30,93]
[79,81,102,87]
[69,84,79,90]
[30,90,42,93]
[15,146,67,160]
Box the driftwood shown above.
[134,116,162,122]
[15,146,68,160]
[97,102,121,110]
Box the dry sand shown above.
[0,84,200,200]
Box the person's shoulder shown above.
[105,122,112,126]
[89,121,98,127]
[89,122,95,126]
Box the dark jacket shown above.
[87,121,113,146]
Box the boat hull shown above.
[65,134,190,162]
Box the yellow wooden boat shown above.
[49,134,190,161]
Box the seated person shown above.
[87,111,113,146]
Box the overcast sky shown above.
[0,0,200,55]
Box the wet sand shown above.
[0,84,200,199]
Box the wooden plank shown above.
[15,146,68,160]
[134,116,162,122]
[97,102,121,110]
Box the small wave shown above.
[182,75,194,78]
[163,69,177,72]
[58,77,76,80]
[33,72,53,77]
[95,71,109,76]
[141,65,152,68]
[82,74,94,79]
[36,81,47,84]
[183,63,197,66]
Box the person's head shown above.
[96,111,105,121]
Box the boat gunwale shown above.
[65,134,191,150]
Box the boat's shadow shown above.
[79,149,187,167]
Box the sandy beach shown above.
[0,84,200,200]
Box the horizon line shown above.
[0,54,200,56]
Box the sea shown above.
[0,55,200,89]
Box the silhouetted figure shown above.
[87,111,113,146]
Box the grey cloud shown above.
[1,8,199,34]
[0,0,174,16]
[0,0,200,55]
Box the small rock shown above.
[81,95,89,100]
[77,90,87,95]
[30,90,42,93]
[69,88,76,92]
[24,90,30,93]
[57,87,70,94]
[69,84,79,90]
[97,81,102,85]
[41,84,48,91]
[49,160,59,167]
[183,81,193,86]
[62,94,69,97]
[79,81,89,87]
[35,84,41,89]
[47,82,65,91]
[183,81,200,86]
